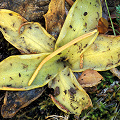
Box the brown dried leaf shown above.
[0,0,50,21]
[66,0,74,6]
[77,69,103,88]
[1,87,45,118]
[44,0,66,38]
[97,17,108,34]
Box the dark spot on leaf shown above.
[73,29,75,31]
[64,90,67,95]
[10,77,13,80]
[37,57,40,59]
[97,12,99,18]
[84,22,87,27]
[7,84,12,87]
[10,63,12,66]
[63,64,66,68]
[29,26,32,29]
[82,97,85,100]
[57,52,62,55]
[90,2,91,4]
[20,36,24,39]
[9,13,13,16]
[3,28,7,33]
[13,23,15,27]
[84,74,86,76]
[81,79,83,80]
[77,48,83,53]
[70,103,78,110]
[57,57,67,62]
[53,40,56,43]
[13,39,16,42]
[26,49,31,53]
[73,84,76,88]
[69,25,72,28]
[46,74,51,79]
[74,43,77,45]
[84,44,88,48]
[67,72,70,76]
[54,86,60,96]
[84,12,88,16]
[47,42,52,46]
[95,4,97,7]
[19,73,21,77]
[0,25,2,28]
[68,87,76,96]
[35,27,39,29]
[106,63,113,67]
[22,63,28,69]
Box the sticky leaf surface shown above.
[55,0,102,48]
[73,35,120,72]
[0,9,55,54]
[0,53,65,90]
[57,31,99,70]
[48,67,92,115]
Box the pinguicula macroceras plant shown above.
[0,0,120,116]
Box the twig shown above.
[105,0,116,36]
[18,22,30,34]
[110,103,119,120]
[46,115,69,120]
[80,54,83,69]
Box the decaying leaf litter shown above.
[0,0,50,22]
[0,0,120,119]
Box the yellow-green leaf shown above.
[0,9,56,54]
[55,0,102,49]
[57,30,99,70]
[48,67,92,115]
[0,53,65,90]
[73,35,120,72]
